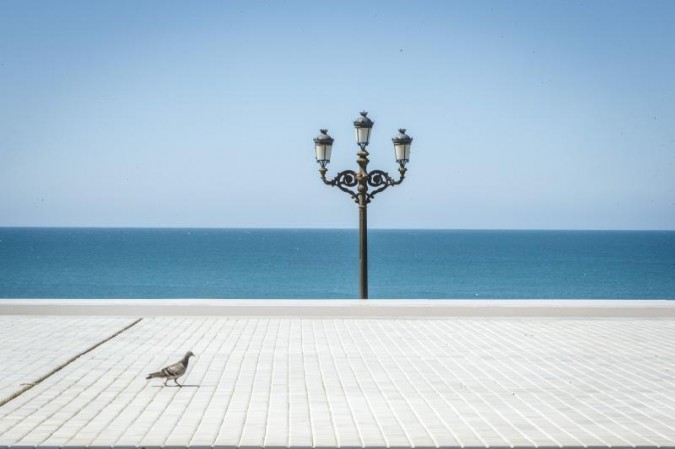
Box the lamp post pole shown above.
[356,141,370,299]
[314,112,413,299]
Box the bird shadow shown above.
[152,384,200,388]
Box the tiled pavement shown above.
[0,317,674,449]
[0,317,138,406]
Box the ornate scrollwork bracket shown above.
[319,164,406,205]
[319,168,360,203]
[365,166,406,202]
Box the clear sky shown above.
[1,0,673,230]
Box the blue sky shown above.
[1,0,673,229]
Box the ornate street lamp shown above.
[314,111,413,299]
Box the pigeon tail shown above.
[146,371,163,379]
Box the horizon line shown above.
[1,225,674,232]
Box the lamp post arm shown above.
[319,168,360,203]
[366,165,407,202]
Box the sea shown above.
[0,228,673,299]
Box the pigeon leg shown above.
[175,379,183,387]
[163,378,168,387]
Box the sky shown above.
[1,0,674,230]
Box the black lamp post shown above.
[314,111,413,299]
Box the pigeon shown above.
[146,351,195,387]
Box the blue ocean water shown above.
[0,228,673,299]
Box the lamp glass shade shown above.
[394,142,411,164]
[315,143,332,166]
[355,127,372,146]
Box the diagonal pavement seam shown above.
[0,318,143,409]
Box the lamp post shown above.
[314,111,413,299]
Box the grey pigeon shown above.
[146,351,195,387]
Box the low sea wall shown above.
[0,298,673,317]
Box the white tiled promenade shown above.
[0,301,674,449]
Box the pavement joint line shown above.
[261,320,283,449]
[0,318,143,409]
[392,321,490,447]
[188,320,247,448]
[422,321,544,447]
[465,320,591,446]
[460,319,613,446]
[233,319,272,449]
[373,320,463,447]
[492,320,665,445]
[319,320,364,448]
[299,321,315,449]
[366,320,447,448]
[164,318,228,448]
[343,320,414,448]
[334,320,389,447]
[311,321,340,448]
[466,320,639,447]
[542,323,675,432]
[211,320,260,447]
